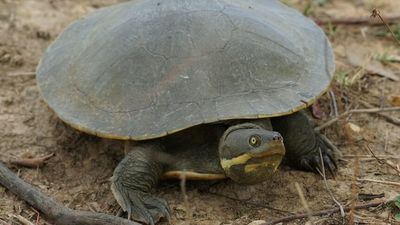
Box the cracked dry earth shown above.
[0,0,399,225]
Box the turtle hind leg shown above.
[112,143,170,225]
[271,111,337,174]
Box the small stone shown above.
[248,220,267,225]
[0,53,11,63]
[344,122,362,141]
[3,96,14,106]
[379,211,389,219]
[36,30,51,40]
[10,55,24,67]
[88,201,101,212]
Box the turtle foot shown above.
[112,183,170,225]
[298,135,337,176]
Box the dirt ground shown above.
[0,0,399,224]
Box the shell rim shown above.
[39,79,332,141]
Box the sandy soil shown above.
[0,0,399,224]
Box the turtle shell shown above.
[36,0,335,140]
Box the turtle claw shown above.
[144,194,171,222]
[318,137,337,177]
[323,153,337,177]
[300,158,315,172]
[298,135,337,176]
[124,190,170,225]
[112,181,171,225]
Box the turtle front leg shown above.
[111,143,170,225]
[271,111,337,174]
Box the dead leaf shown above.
[311,102,325,119]
[9,153,55,168]
[383,54,400,63]
[346,44,399,81]
[389,95,400,106]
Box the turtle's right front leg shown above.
[111,143,170,225]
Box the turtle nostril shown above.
[273,134,282,141]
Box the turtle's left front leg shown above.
[111,143,170,225]
[271,111,336,174]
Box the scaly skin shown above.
[111,144,170,225]
[112,115,337,224]
[271,111,337,174]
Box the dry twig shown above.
[364,144,400,175]
[329,91,339,117]
[9,153,55,168]
[384,130,389,152]
[371,9,400,46]
[260,200,386,225]
[0,218,9,225]
[348,153,360,225]
[315,14,400,26]
[315,106,400,132]
[12,215,34,225]
[317,149,345,224]
[343,155,400,159]
[294,182,312,222]
[180,171,192,221]
[359,101,400,126]
[0,162,140,225]
[30,207,41,225]
[7,71,36,77]
[357,178,400,187]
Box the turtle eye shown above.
[249,135,261,147]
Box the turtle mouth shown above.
[248,141,286,158]
[220,141,285,171]
[244,152,284,172]
[220,141,285,184]
[244,141,286,173]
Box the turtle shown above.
[36,0,336,224]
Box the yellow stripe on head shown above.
[220,153,253,170]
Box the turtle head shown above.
[219,123,285,184]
